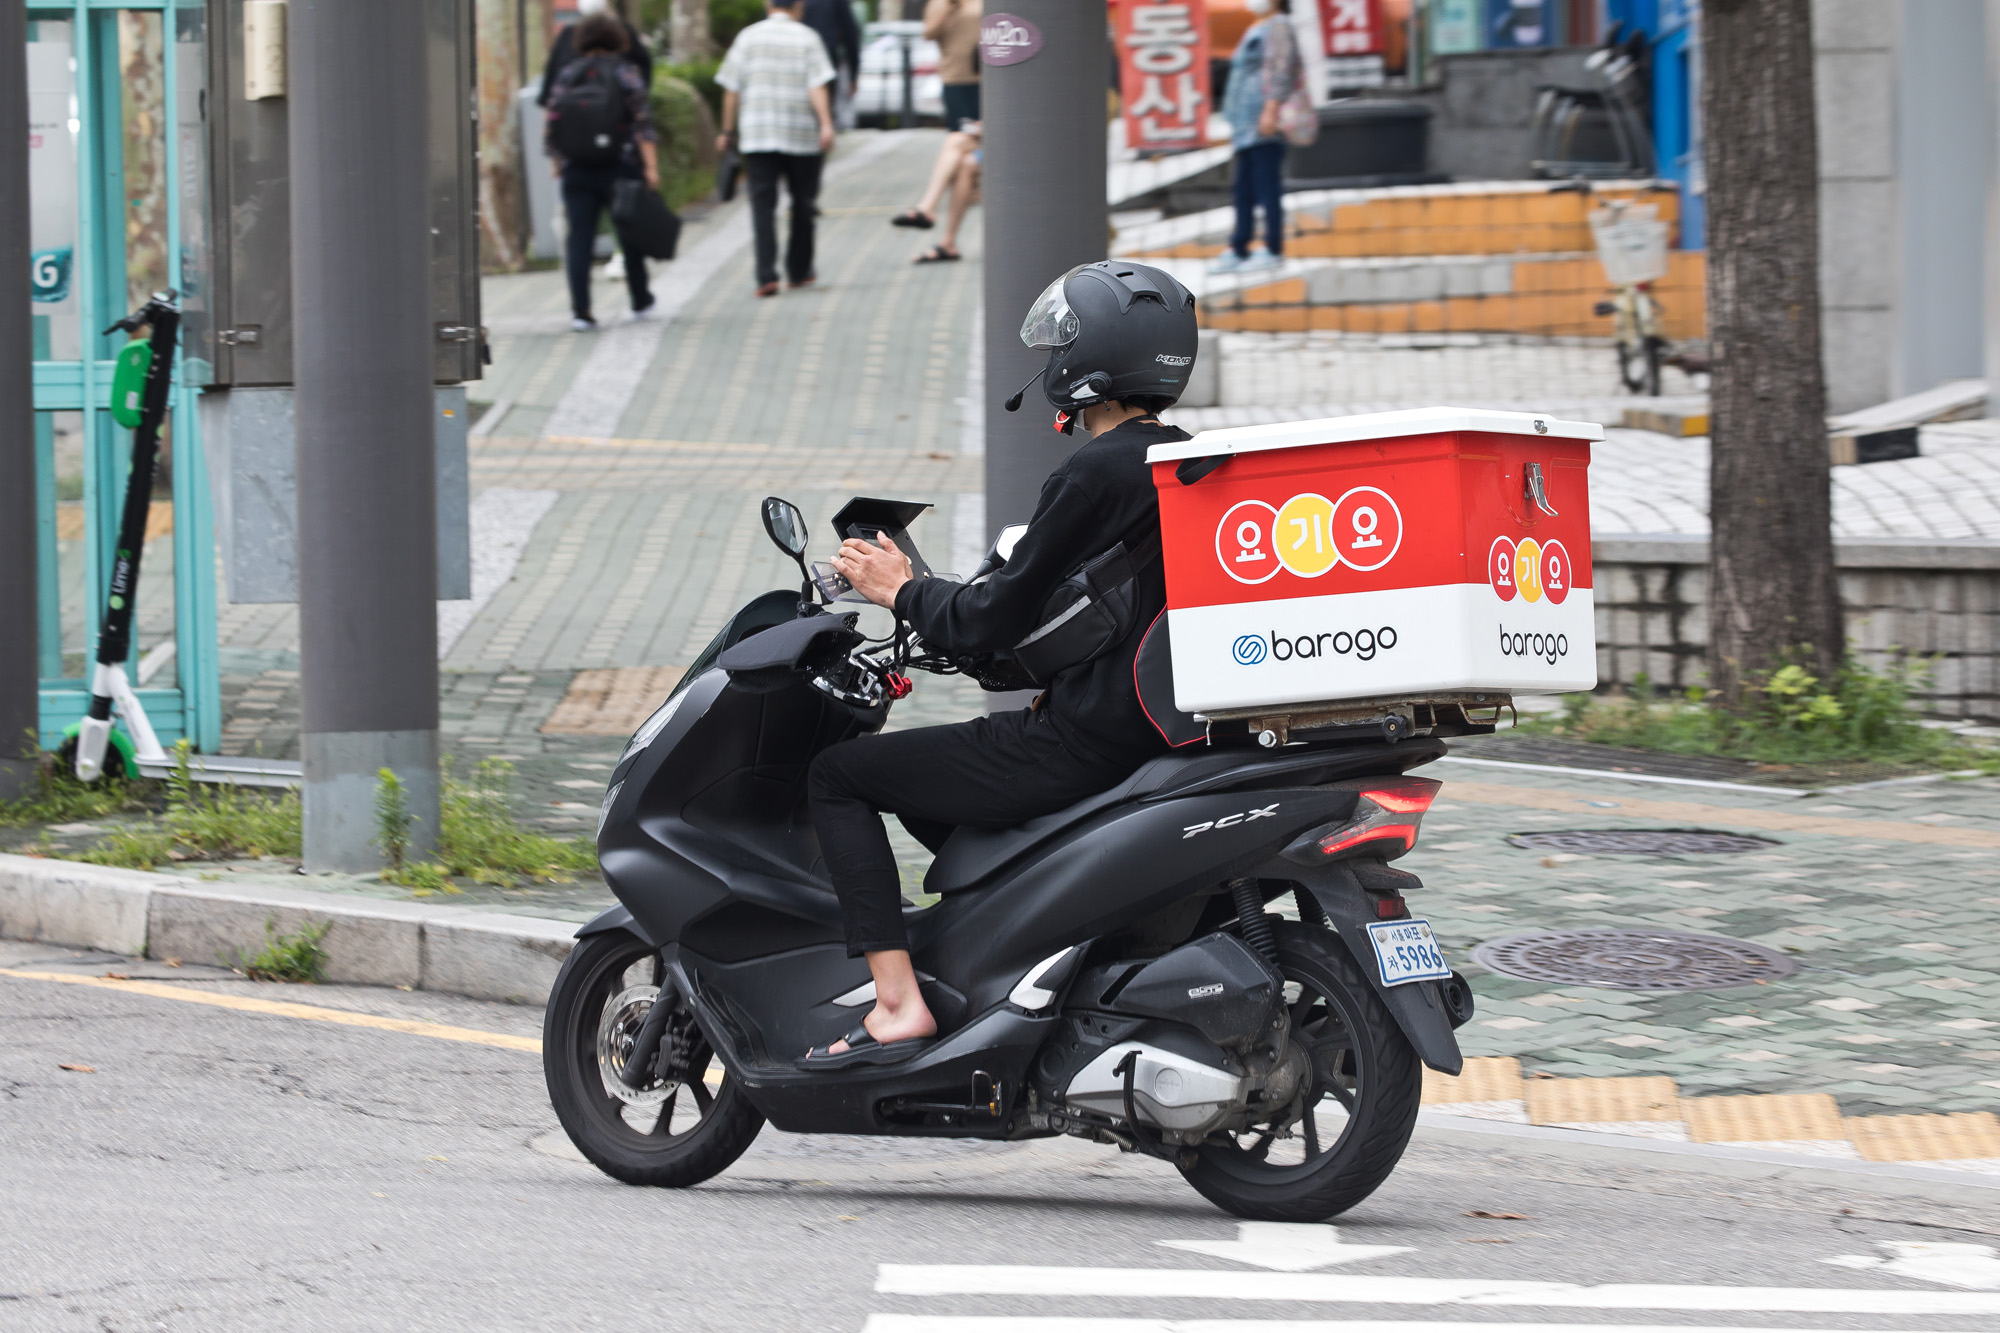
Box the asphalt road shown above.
[3,937,1997,1332]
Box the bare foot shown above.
[825,1005,937,1056]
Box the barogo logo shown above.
[1233,627,1399,666]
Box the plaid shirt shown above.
[716,13,835,156]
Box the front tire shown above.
[1179,920,1422,1222]
[543,929,764,1187]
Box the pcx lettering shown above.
[1498,624,1569,664]
[1266,626,1398,663]
[1182,803,1280,839]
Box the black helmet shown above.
[1016,261,1198,417]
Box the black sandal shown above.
[891,209,935,230]
[914,245,961,264]
[797,1023,934,1070]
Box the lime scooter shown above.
[66,292,184,781]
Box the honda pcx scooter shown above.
[545,496,1482,1221]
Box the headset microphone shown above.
[1003,364,1048,412]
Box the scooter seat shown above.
[922,742,1440,895]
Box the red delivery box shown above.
[1147,407,1600,717]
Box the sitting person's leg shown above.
[917,145,980,264]
[805,707,1137,1058]
[893,130,971,227]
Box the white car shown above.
[854,21,942,126]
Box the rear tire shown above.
[543,929,764,1187]
[1179,921,1422,1222]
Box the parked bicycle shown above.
[1555,177,1672,397]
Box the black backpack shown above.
[548,54,631,168]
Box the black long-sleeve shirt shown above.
[802,0,863,81]
[895,417,1191,768]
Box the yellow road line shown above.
[1441,779,2000,848]
[0,967,540,1053]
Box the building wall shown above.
[1814,0,1900,415]
[1593,537,2000,721]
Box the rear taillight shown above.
[1284,777,1441,865]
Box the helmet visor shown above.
[1019,267,1085,350]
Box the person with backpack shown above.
[545,12,660,331]
[1209,0,1306,275]
[536,0,653,111]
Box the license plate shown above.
[1365,918,1452,987]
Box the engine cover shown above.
[1105,933,1284,1051]
[1062,1041,1249,1136]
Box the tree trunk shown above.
[670,0,716,60]
[476,0,526,271]
[1702,0,1842,703]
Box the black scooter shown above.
[545,496,1481,1221]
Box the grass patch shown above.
[237,917,332,983]
[1522,658,1997,770]
[71,742,301,870]
[383,759,595,895]
[0,751,155,828]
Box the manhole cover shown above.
[1507,829,1780,855]
[1471,928,1797,991]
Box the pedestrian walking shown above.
[801,0,864,132]
[1209,0,1304,274]
[545,12,661,331]
[890,0,982,252]
[537,0,653,109]
[715,0,838,298]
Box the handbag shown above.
[717,141,743,202]
[1011,531,1161,686]
[610,178,682,260]
[1277,88,1319,147]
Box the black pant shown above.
[1229,141,1286,258]
[561,165,653,321]
[808,708,1136,956]
[744,152,823,286]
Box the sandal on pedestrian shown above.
[891,209,935,229]
[914,246,961,264]
[796,1023,934,1070]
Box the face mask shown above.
[1245,0,1274,15]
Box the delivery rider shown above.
[801,260,1201,1066]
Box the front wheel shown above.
[543,929,764,1187]
[1617,332,1662,396]
[1179,920,1422,1222]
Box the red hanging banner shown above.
[1117,0,1212,154]
[1320,0,1386,55]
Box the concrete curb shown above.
[0,853,578,1005]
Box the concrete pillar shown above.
[290,0,440,869]
[981,2,1111,538]
[1988,0,2000,400]
[0,2,37,800]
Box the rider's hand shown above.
[832,533,913,610]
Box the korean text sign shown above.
[1118,0,1211,153]
[1321,0,1385,56]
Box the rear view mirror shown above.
[994,524,1029,563]
[762,497,809,561]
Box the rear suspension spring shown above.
[1230,877,1278,962]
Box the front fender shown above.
[1296,864,1465,1076]
[575,903,663,948]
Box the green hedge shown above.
[651,71,720,211]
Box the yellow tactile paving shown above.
[1682,1093,1848,1144]
[540,666,686,736]
[1421,1055,1524,1105]
[1527,1076,1682,1126]
[1845,1112,2000,1163]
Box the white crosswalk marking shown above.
[872,1266,2000,1315]
[863,1322,1964,1333]
[1156,1224,1414,1272]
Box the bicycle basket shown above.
[1589,206,1669,286]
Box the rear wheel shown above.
[1617,332,1662,396]
[543,929,764,1187]
[1179,921,1422,1222]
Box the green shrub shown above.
[709,0,767,50]
[71,742,301,868]
[651,71,720,210]
[0,743,153,828]
[436,758,597,885]
[1529,657,1993,768]
[373,767,415,872]
[238,917,332,983]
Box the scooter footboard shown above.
[1291,865,1467,1076]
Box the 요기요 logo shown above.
[1232,634,1268,665]
[1487,535,1571,605]
[1217,487,1403,585]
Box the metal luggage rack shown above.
[1200,694,1514,748]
